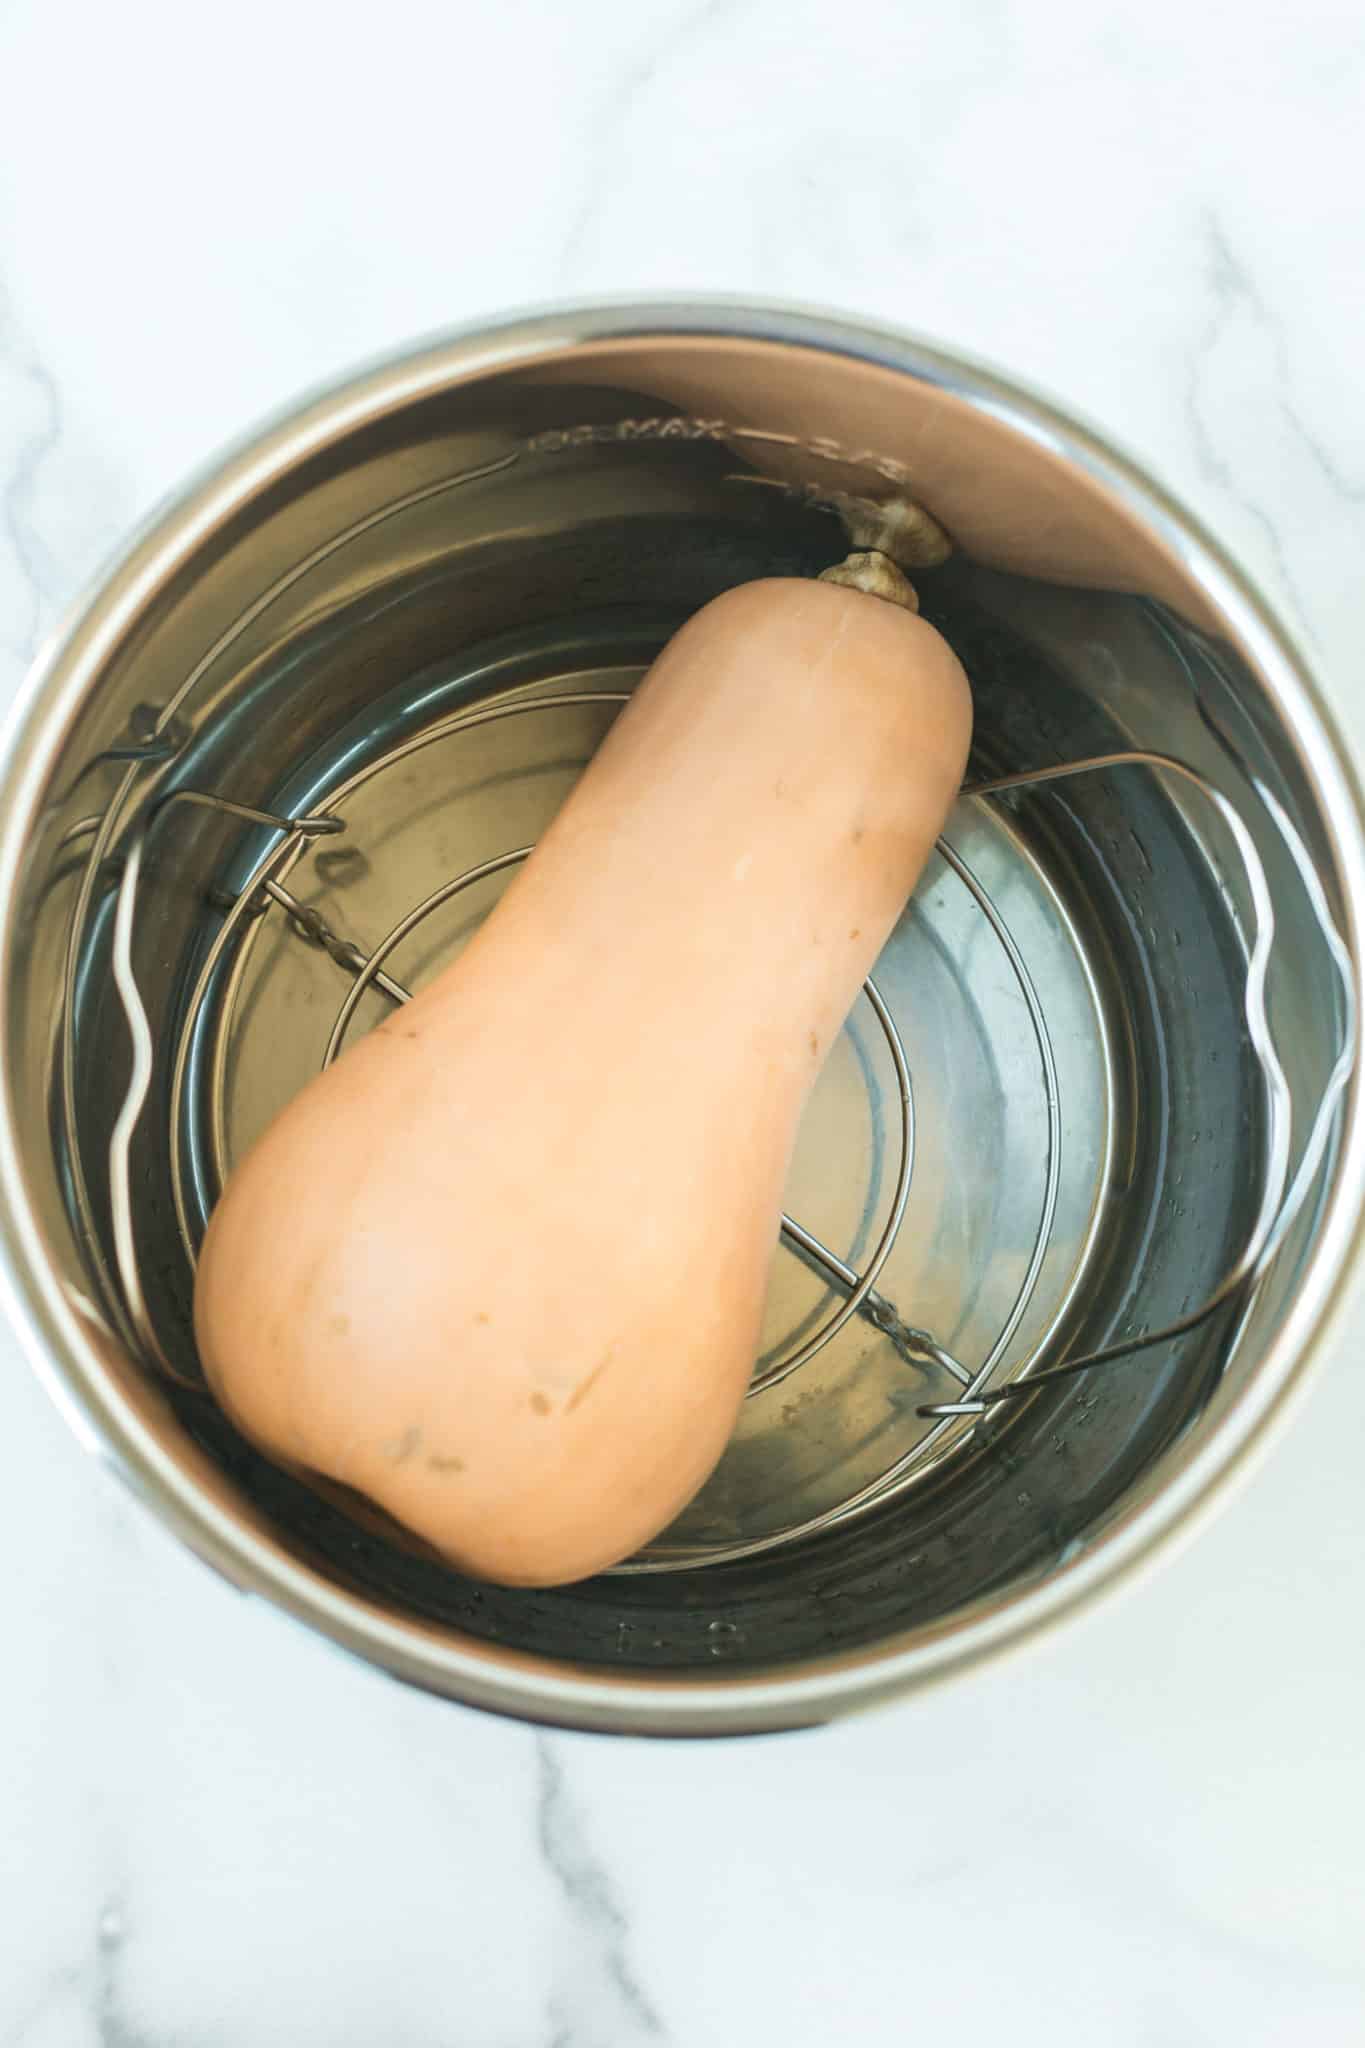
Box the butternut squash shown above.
[195,569,972,1584]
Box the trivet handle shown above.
[920,749,1356,1418]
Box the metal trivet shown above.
[62,662,1356,1574]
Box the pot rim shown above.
[3,296,1363,1736]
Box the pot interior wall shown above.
[7,337,1345,1682]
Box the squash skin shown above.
[194,577,973,1585]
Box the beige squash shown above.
[195,573,972,1584]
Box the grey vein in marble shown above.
[536,1737,666,2045]
[92,1902,178,2048]
[556,0,736,287]
[3,1902,204,2048]
[1186,209,1365,656]
[1183,214,1309,627]
[0,288,64,674]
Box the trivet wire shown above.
[70,699,1356,1568]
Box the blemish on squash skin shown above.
[529,1391,552,1415]
[383,1424,423,1464]
[327,1312,350,1337]
[428,1452,465,1474]
[849,927,861,941]
[567,1353,613,1413]
[475,1311,491,1325]
[852,825,865,844]
[809,1031,820,1058]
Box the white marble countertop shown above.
[3,1,1365,2039]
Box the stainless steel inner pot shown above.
[3,303,1363,1735]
